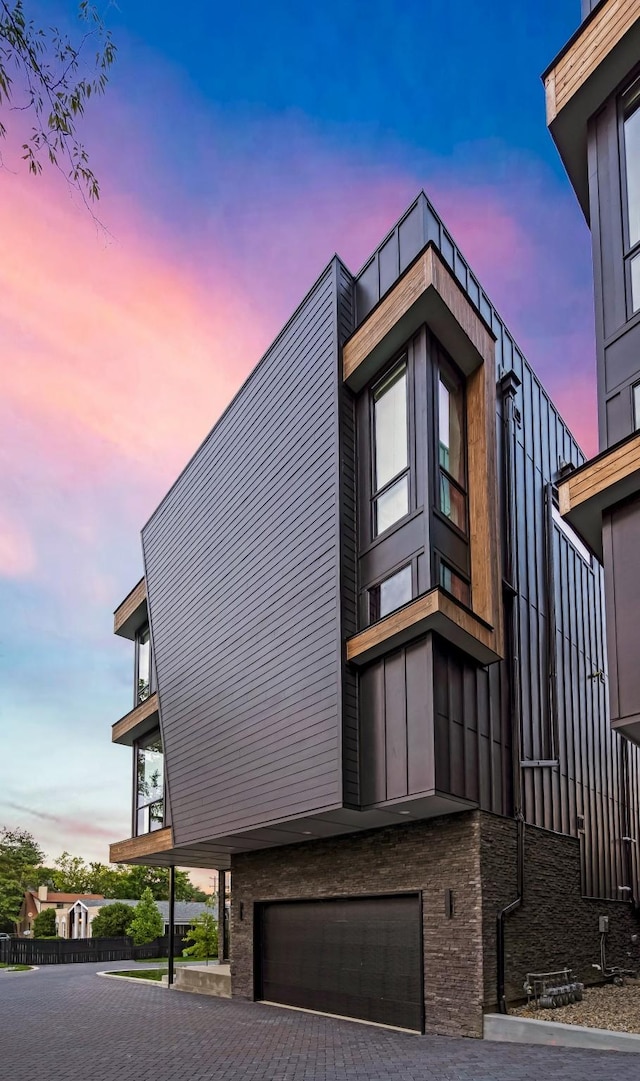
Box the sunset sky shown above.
[1,1,593,882]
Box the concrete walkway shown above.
[1,960,639,1081]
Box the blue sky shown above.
[0,1,593,874]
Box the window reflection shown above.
[372,362,409,536]
[624,101,640,250]
[137,626,151,704]
[369,565,412,622]
[136,729,164,835]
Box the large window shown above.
[372,360,409,536]
[135,729,164,835]
[622,79,640,314]
[136,625,151,704]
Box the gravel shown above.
[512,980,640,1033]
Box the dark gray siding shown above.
[359,638,435,807]
[337,261,359,806]
[588,100,640,448]
[142,261,346,845]
[603,496,640,732]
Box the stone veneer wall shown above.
[231,811,485,1037]
[230,810,640,1037]
[480,813,640,1009]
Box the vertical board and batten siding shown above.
[142,261,351,845]
[354,192,640,900]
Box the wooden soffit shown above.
[109,827,174,865]
[114,577,147,639]
[543,0,640,219]
[558,431,640,560]
[112,693,160,747]
[346,587,500,668]
[342,243,495,392]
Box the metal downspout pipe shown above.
[496,370,525,1014]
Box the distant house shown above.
[17,886,104,937]
[65,898,214,939]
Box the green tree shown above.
[182,906,218,964]
[32,907,56,937]
[91,902,134,938]
[50,851,91,893]
[0,827,45,929]
[0,1,116,201]
[126,888,164,946]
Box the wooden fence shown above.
[1,934,187,965]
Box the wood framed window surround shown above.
[344,242,503,668]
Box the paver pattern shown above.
[2,960,639,1080]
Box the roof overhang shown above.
[558,431,640,560]
[543,0,640,220]
[114,577,147,639]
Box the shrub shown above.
[91,902,135,938]
[182,908,218,962]
[33,908,56,937]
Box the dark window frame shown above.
[368,350,415,540]
[618,74,640,319]
[435,551,471,607]
[133,727,165,837]
[134,623,152,707]
[368,560,415,623]
[433,351,469,541]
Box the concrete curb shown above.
[484,1012,640,1054]
[0,965,38,975]
[97,971,166,987]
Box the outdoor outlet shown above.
[599,916,609,934]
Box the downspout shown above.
[496,370,525,1014]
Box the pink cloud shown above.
[0,508,37,579]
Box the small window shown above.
[372,361,409,536]
[634,382,640,430]
[439,561,471,606]
[369,565,412,622]
[136,625,151,704]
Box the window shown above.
[438,560,471,606]
[136,625,151,704]
[135,729,164,835]
[437,365,467,534]
[622,79,640,314]
[372,361,409,536]
[369,565,412,622]
[634,382,640,429]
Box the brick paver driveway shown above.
[2,961,639,1080]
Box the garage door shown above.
[255,894,423,1031]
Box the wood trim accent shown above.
[346,588,498,665]
[558,432,640,513]
[342,246,494,384]
[467,355,502,653]
[112,693,159,745]
[114,577,146,635]
[544,0,640,124]
[110,827,173,864]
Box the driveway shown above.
[2,960,639,1081]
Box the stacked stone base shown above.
[230,811,640,1038]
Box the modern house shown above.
[545,2,640,751]
[65,898,212,939]
[109,190,640,1037]
[17,887,104,938]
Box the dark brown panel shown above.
[384,651,408,800]
[604,496,640,724]
[257,895,423,1031]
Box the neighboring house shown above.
[108,189,640,1038]
[546,5,640,745]
[65,898,214,939]
[17,887,104,937]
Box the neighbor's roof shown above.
[27,890,104,904]
[81,898,214,922]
